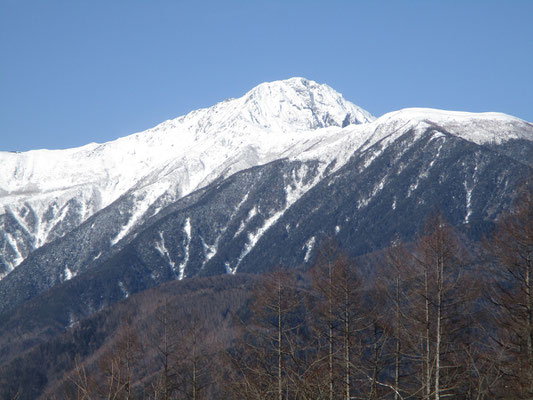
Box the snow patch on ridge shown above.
[235,207,257,237]
[6,206,33,238]
[118,281,129,298]
[234,208,285,272]
[304,236,316,263]
[202,192,251,270]
[4,233,23,270]
[358,178,387,209]
[231,163,326,274]
[200,235,216,262]
[63,266,75,281]
[463,160,480,224]
[464,182,473,223]
[155,232,178,276]
[111,182,168,246]
[178,218,192,280]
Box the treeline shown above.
[0,275,256,400]
[7,187,531,399]
[224,187,532,400]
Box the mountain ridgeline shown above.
[0,79,532,317]
[0,78,532,398]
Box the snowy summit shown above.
[0,78,373,275]
[0,77,531,278]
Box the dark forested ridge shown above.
[0,274,259,399]
[0,181,531,399]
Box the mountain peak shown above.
[241,77,375,130]
[169,78,375,136]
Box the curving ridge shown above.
[0,78,373,276]
[375,107,533,145]
[0,78,532,278]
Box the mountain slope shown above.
[0,78,532,400]
[0,105,531,315]
[0,78,373,277]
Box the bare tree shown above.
[174,318,214,400]
[226,268,303,400]
[486,182,533,398]
[333,253,362,400]
[308,241,343,400]
[68,356,96,400]
[383,241,413,400]
[308,242,365,400]
[97,319,142,400]
[145,296,181,399]
[408,212,469,400]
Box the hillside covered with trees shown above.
[0,183,530,399]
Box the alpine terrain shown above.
[0,78,532,315]
[0,77,532,399]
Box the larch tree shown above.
[226,268,303,400]
[486,182,533,398]
[410,213,468,400]
[97,319,142,400]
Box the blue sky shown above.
[1,0,532,151]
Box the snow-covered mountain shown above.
[0,78,373,277]
[0,77,532,320]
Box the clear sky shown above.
[1,0,532,151]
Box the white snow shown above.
[177,218,192,280]
[304,236,316,262]
[154,232,178,276]
[231,163,327,273]
[63,266,74,281]
[118,281,129,298]
[235,207,257,237]
[68,312,77,328]
[6,206,32,238]
[200,192,251,269]
[4,233,23,269]
[464,181,473,224]
[154,219,193,280]
[374,108,532,145]
[111,182,168,245]
[463,163,480,224]
[358,177,388,209]
[225,261,236,275]
[234,208,285,271]
[1,77,532,278]
[407,180,419,198]
[200,235,216,262]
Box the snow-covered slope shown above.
[1,81,532,318]
[374,108,533,145]
[0,77,373,277]
[287,106,533,172]
[1,76,532,279]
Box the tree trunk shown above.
[395,273,401,400]
[278,280,283,400]
[329,262,334,400]
[434,255,442,400]
[425,267,431,400]
[345,288,351,400]
[527,251,533,395]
